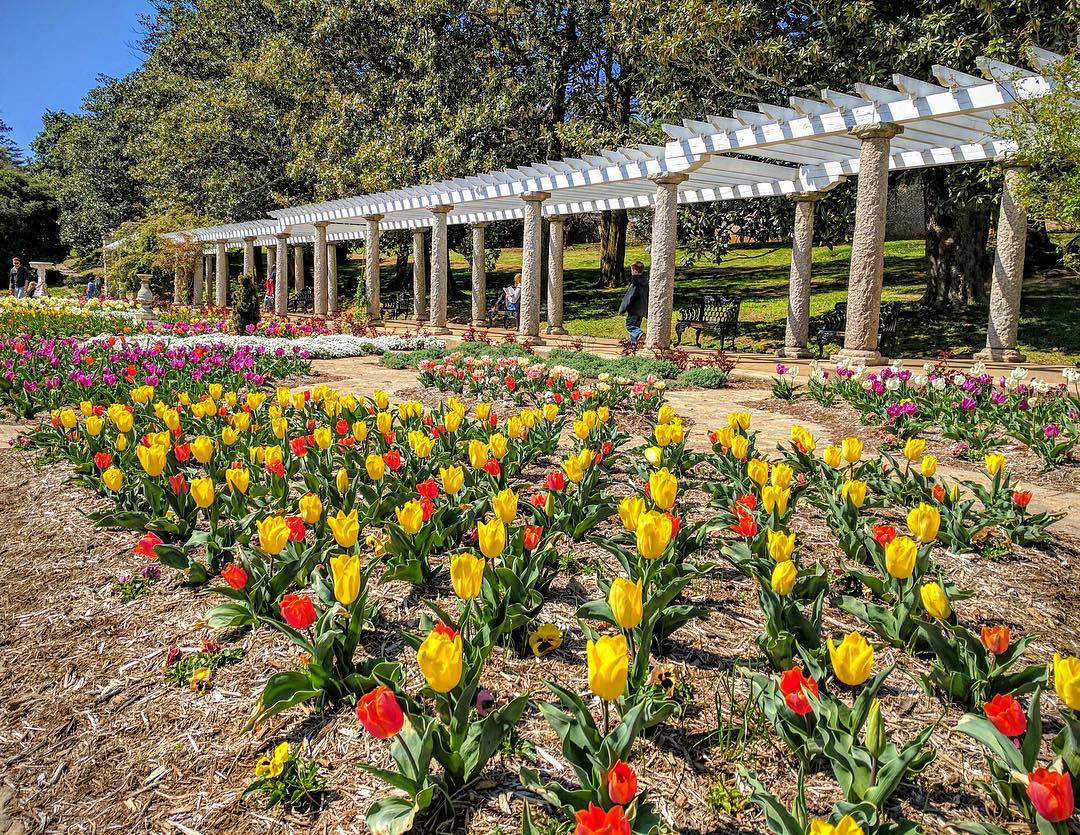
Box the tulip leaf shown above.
[365,795,421,835]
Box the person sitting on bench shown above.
[490,273,522,318]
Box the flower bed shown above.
[93,332,445,359]
[0,296,141,339]
[148,305,383,338]
[19,349,1080,833]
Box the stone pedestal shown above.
[136,274,154,321]
[976,163,1029,363]
[428,206,453,333]
[364,215,383,323]
[645,172,688,349]
[470,223,488,327]
[412,229,428,321]
[836,123,902,366]
[313,222,328,316]
[546,217,567,334]
[274,233,289,316]
[327,242,339,314]
[215,241,229,307]
[519,192,550,341]
[778,193,824,359]
[28,262,49,298]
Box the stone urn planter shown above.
[136,274,155,321]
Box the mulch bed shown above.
[0,403,1078,834]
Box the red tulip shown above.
[383,449,402,471]
[666,513,681,538]
[729,509,758,538]
[932,483,946,503]
[734,493,756,511]
[265,459,285,478]
[607,761,637,805]
[417,478,439,500]
[133,531,163,560]
[872,524,897,547]
[355,685,405,739]
[1026,768,1074,822]
[545,472,565,492]
[779,666,819,716]
[981,625,1011,656]
[983,694,1027,738]
[523,525,543,551]
[335,419,349,435]
[285,515,306,541]
[173,443,191,463]
[1012,490,1033,509]
[94,452,112,471]
[529,493,548,509]
[574,803,630,835]
[290,437,309,457]
[279,593,317,629]
[484,458,501,477]
[432,623,459,640]
[420,498,435,521]
[222,563,248,589]
[168,474,189,494]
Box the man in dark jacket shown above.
[618,261,649,345]
[9,257,29,298]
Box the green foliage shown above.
[544,348,679,380]
[457,340,534,358]
[107,211,209,297]
[242,744,327,810]
[380,347,445,370]
[0,169,63,268]
[705,779,747,816]
[114,574,158,602]
[232,273,262,331]
[163,646,245,687]
[677,367,729,389]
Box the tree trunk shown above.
[599,209,628,288]
[921,171,992,309]
[1024,222,1060,277]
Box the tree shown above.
[0,119,23,171]
[0,168,63,269]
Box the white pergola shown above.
[178,48,1059,362]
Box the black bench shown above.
[675,295,741,349]
[288,286,314,314]
[381,291,411,320]
[815,301,900,358]
[487,291,520,329]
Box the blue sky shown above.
[0,0,151,157]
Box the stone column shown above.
[837,123,903,364]
[412,229,428,321]
[546,216,567,334]
[327,242,339,314]
[778,193,825,358]
[172,262,183,304]
[470,223,488,326]
[265,246,274,281]
[293,243,305,293]
[192,252,204,304]
[242,236,256,277]
[365,215,383,322]
[203,255,212,302]
[275,233,289,316]
[519,192,550,340]
[428,206,453,333]
[976,162,1030,363]
[645,172,688,350]
[215,240,228,307]
[313,222,328,316]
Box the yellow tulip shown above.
[728,411,751,430]
[488,433,508,460]
[653,422,673,447]
[450,552,485,600]
[85,415,103,437]
[542,403,559,422]
[102,467,123,491]
[299,492,323,524]
[617,496,645,533]
[116,434,129,452]
[770,463,794,490]
[440,465,464,495]
[747,458,769,487]
[408,430,434,458]
[192,435,214,464]
[841,479,867,509]
[221,426,240,447]
[475,402,492,421]
[231,411,250,432]
[767,529,796,562]
[562,455,585,484]
[79,400,93,417]
[328,509,360,547]
[597,406,610,424]
[314,426,333,450]
[395,500,425,535]
[731,434,749,461]
[417,627,463,693]
[587,634,629,701]
[608,577,643,629]
[771,560,797,596]
[224,391,237,409]
[920,582,951,620]
[643,446,663,467]
[884,536,918,580]
[658,405,676,425]
[635,510,673,559]
[478,518,506,559]
[276,385,291,406]
[191,476,215,509]
[828,632,874,686]
[207,383,223,400]
[246,391,266,411]
[136,443,166,477]
[264,445,283,467]
[444,408,463,433]
[985,453,1006,476]
[574,420,592,441]
[257,516,291,556]
[840,437,863,463]
[291,393,306,411]
[225,467,250,494]
[372,389,389,410]
[1053,653,1080,711]
[762,485,790,517]
[352,420,369,441]
[668,419,685,444]
[649,468,678,511]
[903,438,926,461]
[823,445,842,468]
[336,468,350,494]
[271,417,288,439]
[907,502,940,544]
[506,415,524,440]
[809,816,864,835]
[365,453,385,481]
[468,439,489,470]
[376,411,392,435]
[492,488,518,524]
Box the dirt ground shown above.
[1,362,1079,835]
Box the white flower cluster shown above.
[88,332,445,358]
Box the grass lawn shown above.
[360,237,1079,364]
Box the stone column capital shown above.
[242,235,257,242]
[547,215,566,225]
[274,232,290,242]
[430,205,454,216]
[848,122,903,141]
[521,191,551,203]
[649,172,690,186]
[364,214,384,223]
[470,221,491,229]
[790,191,827,203]
[995,154,1031,171]
[313,220,330,229]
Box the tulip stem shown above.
[602,700,610,738]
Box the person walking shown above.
[264,266,276,312]
[619,261,649,345]
[8,257,29,299]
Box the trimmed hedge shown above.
[678,367,730,389]
[544,349,680,380]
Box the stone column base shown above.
[428,326,451,335]
[521,334,545,345]
[777,345,813,359]
[833,348,887,366]
[974,347,1027,363]
[470,319,486,328]
[546,326,567,335]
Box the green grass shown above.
[362,237,1079,364]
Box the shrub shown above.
[380,347,445,370]
[231,273,261,333]
[678,367,729,389]
[456,340,533,358]
[544,348,680,380]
